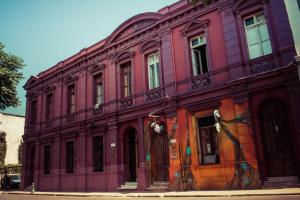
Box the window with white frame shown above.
[244,13,272,59]
[147,53,160,89]
[121,62,132,97]
[67,84,75,114]
[190,35,208,76]
[94,74,103,106]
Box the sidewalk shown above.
[1,188,300,197]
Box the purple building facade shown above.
[22,0,300,191]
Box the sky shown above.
[0,0,178,116]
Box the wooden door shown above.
[127,130,137,181]
[28,145,35,187]
[151,132,169,181]
[259,99,296,177]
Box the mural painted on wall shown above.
[144,113,196,190]
[214,110,261,189]
[144,101,261,190]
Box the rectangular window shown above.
[65,141,74,173]
[148,53,160,89]
[93,136,104,172]
[30,100,37,125]
[197,116,219,165]
[121,62,131,97]
[43,145,51,175]
[244,13,272,59]
[46,93,53,120]
[94,74,103,106]
[190,35,208,76]
[67,85,75,114]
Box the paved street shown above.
[1,195,300,200]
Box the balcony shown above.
[145,88,162,102]
[191,73,212,90]
[120,96,134,109]
[66,112,76,122]
[245,54,276,75]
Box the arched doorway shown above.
[150,124,169,181]
[258,98,296,177]
[124,128,138,182]
[27,145,35,187]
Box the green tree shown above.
[0,42,24,110]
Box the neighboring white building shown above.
[0,112,24,165]
[285,0,300,79]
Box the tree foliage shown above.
[0,42,24,110]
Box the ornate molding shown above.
[106,13,162,45]
[120,96,134,109]
[139,38,161,53]
[145,88,162,102]
[63,75,79,85]
[180,19,210,36]
[88,63,107,74]
[191,74,212,90]
[45,85,56,94]
[115,50,135,63]
[233,0,268,13]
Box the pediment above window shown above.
[26,91,39,99]
[115,50,135,63]
[63,75,79,85]
[88,63,106,74]
[233,0,268,13]
[139,38,161,53]
[181,19,210,36]
[45,85,56,93]
[23,76,39,89]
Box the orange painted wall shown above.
[166,98,260,190]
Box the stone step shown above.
[124,182,138,186]
[147,181,169,191]
[118,182,137,190]
[266,176,299,182]
[263,176,300,188]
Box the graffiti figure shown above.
[214,110,261,189]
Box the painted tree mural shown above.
[214,110,261,189]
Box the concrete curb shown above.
[2,188,300,198]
